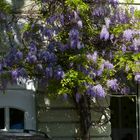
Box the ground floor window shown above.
[110,96,137,140]
[10,108,24,129]
[0,108,24,131]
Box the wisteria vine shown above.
[0,0,140,138]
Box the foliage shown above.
[0,0,12,14]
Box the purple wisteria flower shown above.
[30,55,37,63]
[5,48,17,66]
[86,84,105,97]
[95,63,104,76]
[11,70,18,80]
[29,42,37,53]
[86,85,95,96]
[46,15,57,24]
[107,79,118,91]
[69,29,79,40]
[45,67,53,78]
[69,29,79,49]
[111,9,128,24]
[16,51,23,60]
[26,54,37,63]
[104,61,114,69]
[115,10,129,23]
[40,51,57,63]
[55,67,65,80]
[135,73,140,83]
[96,69,103,76]
[121,87,130,94]
[130,6,135,16]
[122,44,126,52]
[94,84,105,97]
[87,51,98,62]
[60,14,64,25]
[70,40,78,49]
[93,7,107,17]
[44,28,53,39]
[100,25,109,40]
[108,0,118,6]
[132,39,140,52]
[123,29,134,41]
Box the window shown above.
[0,108,24,131]
[0,90,36,130]
[110,96,137,140]
[10,108,24,129]
[0,108,4,129]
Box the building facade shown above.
[0,0,140,140]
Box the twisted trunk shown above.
[73,94,91,140]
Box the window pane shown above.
[10,108,24,129]
[110,97,136,140]
[0,108,4,129]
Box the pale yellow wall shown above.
[119,0,140,2]
[119,0,140,9]
[36,93,111,140]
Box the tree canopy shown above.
[0,0,139,95]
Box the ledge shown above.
[0,131,50,140]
